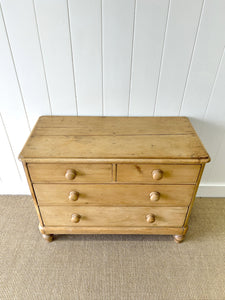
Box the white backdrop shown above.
[0,0,224,195]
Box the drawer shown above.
[117,164,200,184]
[28,163,112,183]
[40,206,188,227]
[34,184,194,206]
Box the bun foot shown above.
[42,233,54,242]
[173,235,185,243]
[39,224,53,242]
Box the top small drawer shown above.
[117,164,200,184]
[28,163,112,183]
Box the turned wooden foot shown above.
[41,233,54,242]
[38,224,53,242]
[173,234,185,243]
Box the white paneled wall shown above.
[0,0,225,196]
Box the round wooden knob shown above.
[65,169,76,180]
[71,213,81,223]
[68,191,79,201]
[146,213,156,223]
[149,191,160,201]
[152,169,163,180]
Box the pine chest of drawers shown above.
[19,116,210,243]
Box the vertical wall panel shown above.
[68,0,102,115]
[103,0,135,115]
[0,115,29,194]
[0,0,225,195]
[129,0,169,116]
[154,0,203,116]
[209,136,225,184]
[34,0,77,115]
[0,6,30,180]
[0,114,21,192]
[199,51,225,183]
[1,0,51,128]
[180,0,225,127]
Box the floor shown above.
[0,195,224,300]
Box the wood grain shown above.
[20,134,209,161]
[41,226,186,235]
[34,116,194,134]
[22,162,44,227]
[19,116,209,240]
[117,164,200,184]
[34,184,195,207]
[28,163,112,183]
[40,206,188,227]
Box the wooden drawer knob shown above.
[71,213,81,223]
[149,191,160,201]
[152,169,163,180]
[65,169,76,180]
[68,191,79,201]
[146,213,156,223]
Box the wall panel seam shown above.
[128,0,137,116]
[202,47,225,120]
[0,113,22,180]
[101,0,104,116]
[32,0,52,116]
[178,0,205,115]
[66,0,78,116]
[153,0,171,116]
[0,3,31,131]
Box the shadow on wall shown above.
[189,117,225,183]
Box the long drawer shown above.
[117,164,200,184]
[40,206,188,227]
[28,163,112,183]
[34,184,195,206]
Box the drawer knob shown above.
[152,169,163,180]
[68,191,79,201]
[146,213,156,223]
[149,191,160,201]
[71,213,81,223]
[65,169,76,180]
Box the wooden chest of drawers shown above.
[19,116,210,243]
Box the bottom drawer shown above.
[40,206,188,227]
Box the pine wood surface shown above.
[28,163,112,183]
[40,206,188,227]
[19,116,209,162]
[117,164,200,184]
[18,116,210,242]
[34,116,194,133]
[34,184,195,207]
[41,226,186,235]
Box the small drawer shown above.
[28,163,112,183]
[40,206,188,227]
[34,184,194,206]
[117,164,200,184]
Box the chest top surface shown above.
[19,116,210,162]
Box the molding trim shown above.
[197,184,225,197]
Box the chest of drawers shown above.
[19,116,210,243]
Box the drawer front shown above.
[40,206,188,227]
[28,164,112,183]
[34,184,194,206]
[117,164,200,184]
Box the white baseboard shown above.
[0,181,30,195]
[197,184,225,197]
[0,182,225,197]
